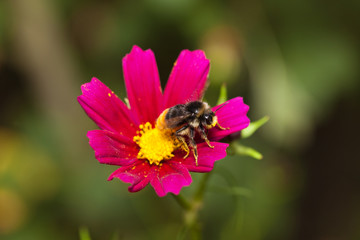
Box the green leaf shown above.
[79,227,91,240]
[229,186,253,197]
[213,167,252,197]
[216,83,228,105]
[242,116,269,138]
[233,143,263,160]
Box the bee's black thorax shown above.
[185,101,205,117]
[165,104,186,120]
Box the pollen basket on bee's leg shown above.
[133,122,183,165]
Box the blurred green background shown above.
[1,0,360,239]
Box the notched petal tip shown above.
[177,49,208,61]
[163,49,210,108]
[79,77,102,93]
[150,162,192,197]
[77,78,139,134]
[123,45,163,123]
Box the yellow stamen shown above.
[133,122,182,165]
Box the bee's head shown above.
[202,111,217,129]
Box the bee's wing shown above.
[165,104,191,128]
[166,114,191,128]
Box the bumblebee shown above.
[156,101,228,165]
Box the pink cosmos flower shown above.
[78,45,249,197]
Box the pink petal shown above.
[108,160,151,193]
[78,78,139,135]
[87,130,138,166]
[122,45,163,124]
[178,142,229,172]
[150,161,192,197]
[208,97,250,141]
[163,50,210,108]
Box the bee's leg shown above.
[216,121,230,130]
[189,127,198,166]
[175,125,190,159]
[178,136,190,159]
[199,124,214,149]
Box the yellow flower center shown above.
[133,122,181,165]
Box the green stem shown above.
[171,193,192,210]
[173,172,213,240]
[194,172,212,201]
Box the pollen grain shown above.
[133,122,181,165]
